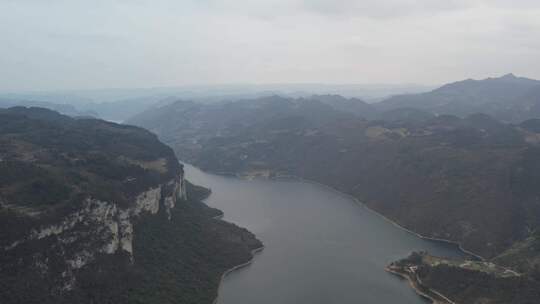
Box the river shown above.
[184,164,466,304]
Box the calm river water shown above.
[184,164,465,304]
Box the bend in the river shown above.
[184,164,466,304]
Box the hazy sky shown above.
[1,0,540,91]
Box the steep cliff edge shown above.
[0,107,261,304]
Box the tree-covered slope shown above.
[389,252,540,304]
[0,107,261,304]
[378,74,540,122]
[129,93,540,302]
[129,98,540,260]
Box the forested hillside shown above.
[0,107,261,304]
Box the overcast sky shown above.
[1,0,539,91]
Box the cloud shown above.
[0,0,539,91]
[298,0,472,18]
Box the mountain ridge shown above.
[377,74,540,122]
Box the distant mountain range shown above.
[0,83,432,122]
[305,74,540,124]
[4,74,540,124]
[377,74,540,122]
[0,97,97,118]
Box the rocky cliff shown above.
[0,107,261,304]
[3,170,186,292]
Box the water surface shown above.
[184,164,465,304]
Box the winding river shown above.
[184,164,466,304]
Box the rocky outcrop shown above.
[2,173,187,290]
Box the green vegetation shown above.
[0,182,261,304]
[391,252,540,304]
[494,231,540,276]
[379,74,540,123]
[0,107,261,304]
[128,95,540,260]
[127,182,260,304]
[0,107,179,211]
[129,94,540,302]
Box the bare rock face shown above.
[3,173,187,290]
[0,107,190,293]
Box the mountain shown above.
[0,107,261,304]
[0,83,432,123]
[309,94,377,119]
[129,97,540,301]
[126,95,357,163]
[497,85,540,123]
[376,107,435,123]
[75,96,182,122]
[129,97,539,259]
[0,98,97,118]
[378,74,540,122]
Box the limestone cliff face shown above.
[2,171,187,291]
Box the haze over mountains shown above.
[127,92,540,258]
[0,83,431,122]
[126,74,540,303]
[379,74,540,122]
[312,73,540,123]
[2,73,539,124]
[4,73,540,303]
[4,0,540,302]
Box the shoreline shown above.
[385,267,452,304]
[186,163,483,304]
[212,245,265,304]
[209,168,485,261]
[273,174,485,261]
[202,190,264,304]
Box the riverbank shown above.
[183,163,474,304]
[212,246,265,304]
[274,173,486,261]
[385,266,453,304]
[207,197,265,304]
[186,177,265,304]
[203,168,477,304]
[208,168,484,261]
[201,167,486,304]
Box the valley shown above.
[128,75,540,303]
[184,164,467,304]
[3,75,540,304]
[3,1,540,302]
